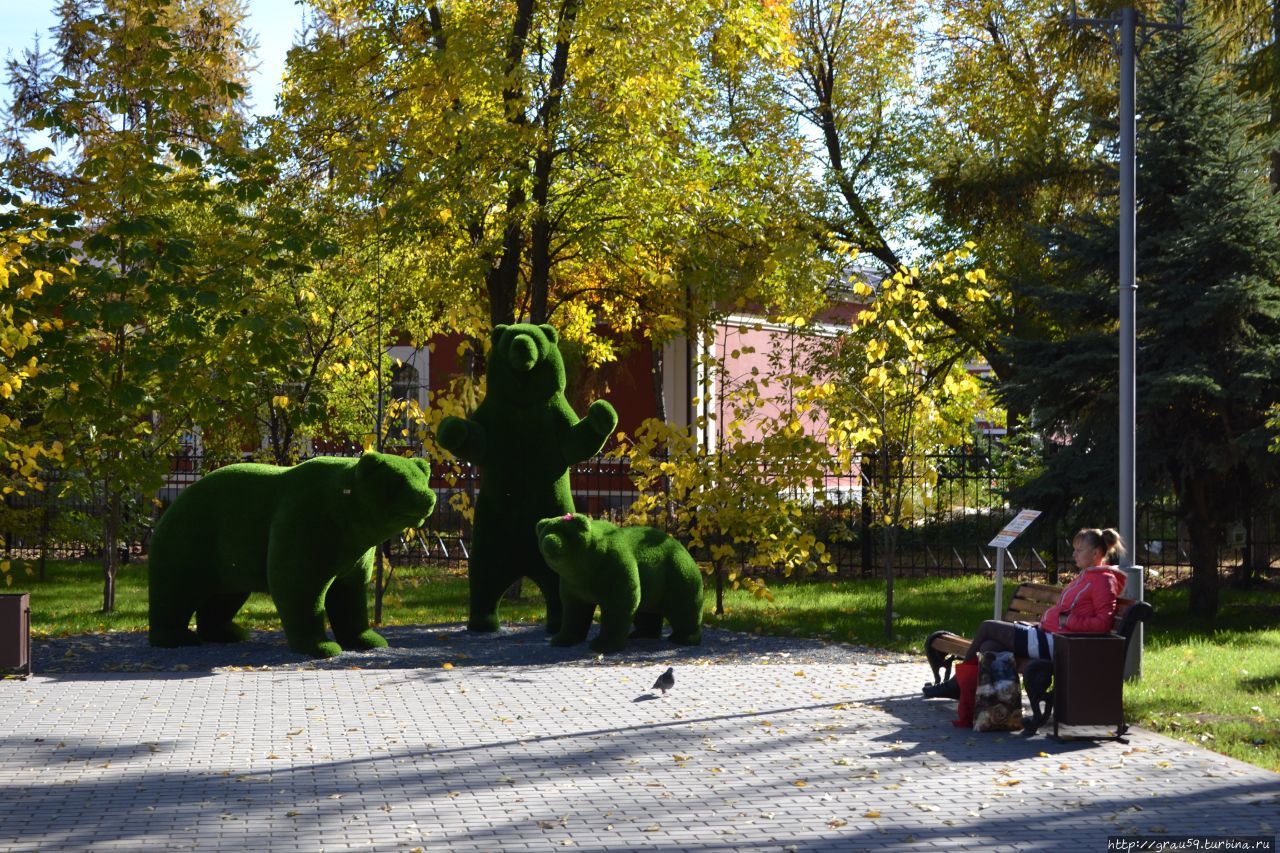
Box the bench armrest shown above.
[1116,600,1153,637]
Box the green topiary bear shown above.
[148,452,437,658]
[437,323,617,634]
[536,513,704,654]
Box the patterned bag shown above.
[973,650,1024,732]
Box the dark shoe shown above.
[922,678,961,700]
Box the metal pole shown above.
[374,210,386,626]
[1119,7,1137,569]
[1118,7,1143,679]
[1069,1,1184,679]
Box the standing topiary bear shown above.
[148,452,437,658]
[536,513,704,654]
[437,323,617,633]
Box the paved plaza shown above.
[2,643,1276,851]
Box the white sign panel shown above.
[987,509,1042,549]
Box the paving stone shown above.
[1,658,1275,851]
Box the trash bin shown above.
[1053,632,1124,737]
[0,592,31,678]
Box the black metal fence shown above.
[5,443,1277,582]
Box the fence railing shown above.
[5,444,1277,583]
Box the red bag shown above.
[952,660,979,728]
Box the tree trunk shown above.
[485,0,536,327]
[101,483,121,614]
[714,558,725,616]
[1270,0,1280,191]
[879,442,898,639]
[860,454,873,577]
[882,524,896,640]
[38,484,50,582]
[1185,513,1220,619]
[487,214,523,327]
[527,0,580,324]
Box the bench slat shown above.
[1019,583,1067,600]
[931,636,969,656]
[1008,598,1053,616]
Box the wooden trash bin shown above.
[1053,632,1125,739]
[0,592,32,679]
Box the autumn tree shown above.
[277,0,814,375]
[1203,0,1280,187]
[0,194,73,586]
[807,250,995,638]
[917,0,1119,381]
[2,0,294,610]
[620,319,840,614]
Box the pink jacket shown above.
[1041,566,1128,634]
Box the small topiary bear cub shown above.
[148,452,436,658]
[535,513,704,654]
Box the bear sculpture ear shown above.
[538,324,559,344]
[355,452,382,480]
[413,458,430,477]
[491,324,509,344]
[571,513,590,530]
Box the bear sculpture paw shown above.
[337,629,387,650]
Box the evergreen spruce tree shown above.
[1001,8,1280,618]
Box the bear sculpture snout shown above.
[538,532,564,561]
[509,334,539,372]
[410,490,437,526]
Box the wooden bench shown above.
[924,581,1153,737]
[925,582,1061,682]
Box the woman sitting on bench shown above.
[922,528,1129,699]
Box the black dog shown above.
[1022,660,1054,735]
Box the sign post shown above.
[987,510,1043,619]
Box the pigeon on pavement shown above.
[652,667,675,696]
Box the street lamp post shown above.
[1067,1,1183,678]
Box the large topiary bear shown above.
[536,513,704,653]
[437,323,617,633]
[148,452,437,658]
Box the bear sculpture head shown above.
[352,452,437,529]
[487,323,565,408]
[536,512,593,576]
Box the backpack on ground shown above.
[973,650,1023,732]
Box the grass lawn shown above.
[6,560,1277,772]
